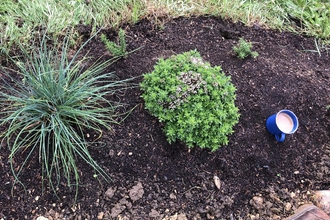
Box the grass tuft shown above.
[0,31,133,199]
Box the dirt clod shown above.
[251,196,264,210]
[128,182,144,202]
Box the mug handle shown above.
[275,133,285,142]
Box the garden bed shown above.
[1,16,330,219]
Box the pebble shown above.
[285,202,292,211]
[163,213,188,220]
[185,191,192,199]
[177,213,188,220]
[265,201,273,209]
[272,215,281,219]
[97,212,104,220]
[198,207,207,214]
[105,187,116,200]
[149,209,160,218]
[170,193,177,200]
[129,182,144,202]
[213,175,221,189]
[250,196,263,210]
[249,214,259,220]
[271,207,281,214]
[36,217,48,220]
[315,190,330,214]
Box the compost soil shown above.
[1,16,330,220]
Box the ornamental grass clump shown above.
[0,33,132,198]
[140,50,240,151]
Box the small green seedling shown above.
[233,38,259,59]
[101,28,128,58]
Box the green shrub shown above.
[140,50,240,151]
[233,38,259,59]
[0,32,133,198]
[101,28,128,58]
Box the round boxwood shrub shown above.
[140,50,239,151]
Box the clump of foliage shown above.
[101,28,128,58]
[140,50,240,151]
[233,38,259,59]
[0,33,133,198]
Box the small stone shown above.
[129,182,144,202]
[36,217,48,220]
[105,187,116,200]
[272,215,281,219]
[170,193,177,200]
[185,191,192,199]
[265,201,273,209]
[149,209,160,218]
[198,207,207,214]
[285,202,292,211]
[294,171,300,174]
[177,213,188,220]
[168,213,178,220]
[207,213,215,219]
[315,190,330,214]
[213,175,221,189]
[110,203,126,218]
[249,214,259,220]
[271,207,281,214]
[250,196,263,210]
[97,212,104,220]
[118,216,129,220]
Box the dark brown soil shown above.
[1,16,330,220]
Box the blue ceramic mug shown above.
[266,110,298,142]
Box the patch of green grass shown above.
[274,0,330,39]
[0,0,144,53]
[0,32,134,199]
[1,0,329,56]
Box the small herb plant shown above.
[233,38,259,59]
[140,50,240,151]
[0,32,133,198]
[101,28,128,58]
